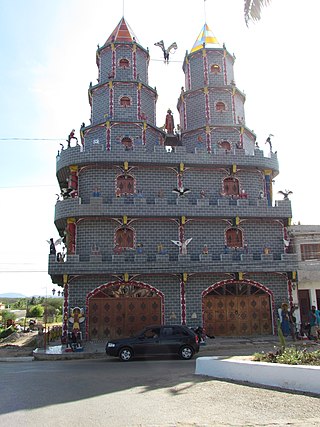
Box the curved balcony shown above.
[56,144,279,181]
[48,253,298,285]
[54,196,292,226]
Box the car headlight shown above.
[107,342,116,348]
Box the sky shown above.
[0,0,319,296]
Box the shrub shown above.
[253,347,320,366]
[0,325,15,339]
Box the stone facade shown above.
[48,18,296,340]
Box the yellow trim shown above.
[181,216,186,225]
[232,164,237,174]
[67,218,76,224]
[63,274,68,285]
[69,165,78,173]
[124,161,129,171]
[123,215,127,225]
[124,273,129,282]
[183,272,188,283]
[179,162,184,172]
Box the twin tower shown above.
[49,17,296,340]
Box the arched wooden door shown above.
[88,283,162,340]
[203,281,272,337]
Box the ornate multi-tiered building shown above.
[49,18,297,340]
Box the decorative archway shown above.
[202,279,275,337]
[86,281,164,340]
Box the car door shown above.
[133,327,161,356]
[159,326,186,354]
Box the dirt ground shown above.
[0,332,37,357]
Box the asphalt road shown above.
[1,357,319,427]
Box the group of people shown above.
[280,302,320,340]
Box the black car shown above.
[105,325,200,361]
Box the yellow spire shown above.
[191,23,219,53]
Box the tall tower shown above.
[49,18,297,341]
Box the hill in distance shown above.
[0,293,27,298]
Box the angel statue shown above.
[154,40,178,63]
[278,190,293,200]
[171,238,193,256]
[47,237,63,255]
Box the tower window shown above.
[219,140,232,151]
[226,227,243,248]
[115,227,134,249]
[120,96,131,107]
[116,174,135,195]
[216,101,226,112]
[210,64,221,74]
[119,58,130,68]
[223,177,239,196]
[121,137,133,150]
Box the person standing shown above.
[280,303,290,337]
[308,306,318,339]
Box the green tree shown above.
[244,0,271,25]
[1,310,16,324]
[29,304,44,318]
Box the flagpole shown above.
[204,0,207,23]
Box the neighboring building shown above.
[288,225,320,327]
[48,18,297,340]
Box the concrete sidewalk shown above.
[31,335,306,361]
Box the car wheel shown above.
[119,347,133,361]
[179,345,194,360]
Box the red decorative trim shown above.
[180,279,186,325]
[179,225,185,255]
[223,55,227,85]
[137,86,141,120]
[106,127,111,151]
[203,53,208,86]
[63,283,69,339]
[206,131,211,154]
[109,86,114,118]
[288,280,293,309]
[231,92,236,124]
[187,62,191,90]
[132,48,137,80]
[201,279,276,334]
[112,49,116,78]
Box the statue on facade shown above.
[66,129,78,148]
[171,238,193,255]
[165,109,174,134]
[278,190,293,200]
[154,40,177,63]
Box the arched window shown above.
[219,140,231,151]
[226,228,243,248]
[119,58,130,68]
[216,101,226,112]
[210,64,221,74]
[223,177,239,196]
[120,96,131,108]
[115,227,134,249]
[121,137,133,150]
[116,174,135,195]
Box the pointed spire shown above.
[104,17,139,45]
[190,23,219,53]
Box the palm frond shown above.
[244,0,271,26]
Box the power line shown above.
[0,138,63,141]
